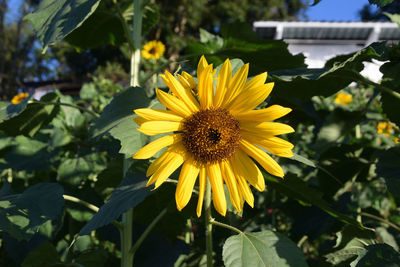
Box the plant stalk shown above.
[205,178,213,267]
[121,0,142,266]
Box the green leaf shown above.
[313,109,364,153]
[271,42,386,100]
[75,249,108,267]
[376,147,400,198]
[65,10,125,50]
[290,153,316,168]
[24,0,101,48]
[0,93,32,123]
[384,12,400,28]
[0,93,60,137]
[311,0,322,5]
[265,173,363,228]
[21,242,59,267]
[90,87,150,138]
[142,2,160,34]
[186,22,305,76]
[57,153,105,186]
[79,170,151,235]
[0,136,53,171]
[325,225,375,265]
[0,183,64,240]
[222,230,308,267]
[351,244,400,267]
[368,0,394,7]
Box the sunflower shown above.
[133,56,294,216]
[11,92,29,104]
[334,92,352,106]
[141,40,166,60]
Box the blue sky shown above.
[306,0,379,21]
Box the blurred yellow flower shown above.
[141,40,165,60]
[11,92,29,104]
[377,122,394,137]
[334,92,352,106]
[133,56,294,217]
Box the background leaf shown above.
[376,147,400,198]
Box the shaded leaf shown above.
[0,183,64,240]
[66,10,125,50]
[369,0,394,7]
[24,0,101,48]
[376,147,400,198]
[265,173,363,228]
[75,249,108,267]
[223,230,308,267]
[0,136,53,171]
[0,93,60,137]
[351,244,400,267]
[0,94,32,123]
[79,170,150,235]
[21,242,59,267]
[271,42,386,100]
[90,86,150,138]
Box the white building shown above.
[253,21,400,82]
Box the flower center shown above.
[182,108,241,163]
[149,47,156,55]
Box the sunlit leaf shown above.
[351,244,400,266]
[223,230,308,267]
[24,0,101,48]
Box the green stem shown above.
[360,212,400,232]
[121,208,134,267]
[35,101,99,118]
[205,179,213,267]
[210,219,242,235]
[120,0,142,265]
[63,194,122,230]
[113,0,135,51]
[129,207,167,258]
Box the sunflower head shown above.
[141,40,166,60]
[334,92,352,106]
[11,92,29,104]
[133,56,294,216]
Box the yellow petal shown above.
[196,167,206,217]
[155,89,192,117]
[133,134,182,159]
[198,64,214,109]
[229,82,274,114]
[147,151,184,189]
[231,157,254,208]
[242,134,294,158]
[133,116,149,126]
[137,121,182,136]
[221,64,249,107]
[207,162,227,216]
[134,108,183,122]
[239,139,284,178]
[197,55,209,77]
[221,161,242,212]
[178,71,197,90]
[146,148,174,177]
[243,72,267,91]
[231,149,265,192]
[175,159,200,211]
[161,71,199,112]
[214,59,231,107]
[241,121,295,137]
[234,105,292,122]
